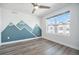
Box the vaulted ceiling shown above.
[0,3,69,17]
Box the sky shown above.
[47,12,70,25]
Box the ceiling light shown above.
[34,6,39,9]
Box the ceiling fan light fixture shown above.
[31,3,50,14]
[34,6,39,9]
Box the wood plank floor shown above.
[0,38,79,55]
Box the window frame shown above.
[46,11,70,36]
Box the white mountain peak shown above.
[9,22,14,26]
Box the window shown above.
[46,11,70,35]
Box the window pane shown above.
[46,11,70,35]
[46,18,56,25]
[56,12,70,24]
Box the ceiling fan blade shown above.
[32,3,37,6]
[32,8,36,14]
[39,5,50,9]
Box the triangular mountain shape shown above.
[8,22,14,26]
[19,28,35,39]
[1,23,20,42]
[16,20,32,31]
[32,24,41,37]
[1,22,35,43]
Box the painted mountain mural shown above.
[32,24,41,37]
[16,21,32,31]
[1,21,41,43]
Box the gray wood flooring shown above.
[0,38,79,55]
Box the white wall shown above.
[40,4,79,50]
[1,8,40,32]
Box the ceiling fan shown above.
[32,3,50,14]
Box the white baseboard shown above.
[1,37,42,45]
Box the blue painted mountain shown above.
[32,24,41,37]
[1,21,42,43]
[16,21,32,31]
[1,23,35,43]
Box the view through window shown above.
[46,11,70,35]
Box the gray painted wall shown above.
[40,4,79,50]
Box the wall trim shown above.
[1,37,42,45]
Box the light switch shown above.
[8,37,10,39]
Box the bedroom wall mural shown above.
[1,20,41,43]
[1,8,42,43]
